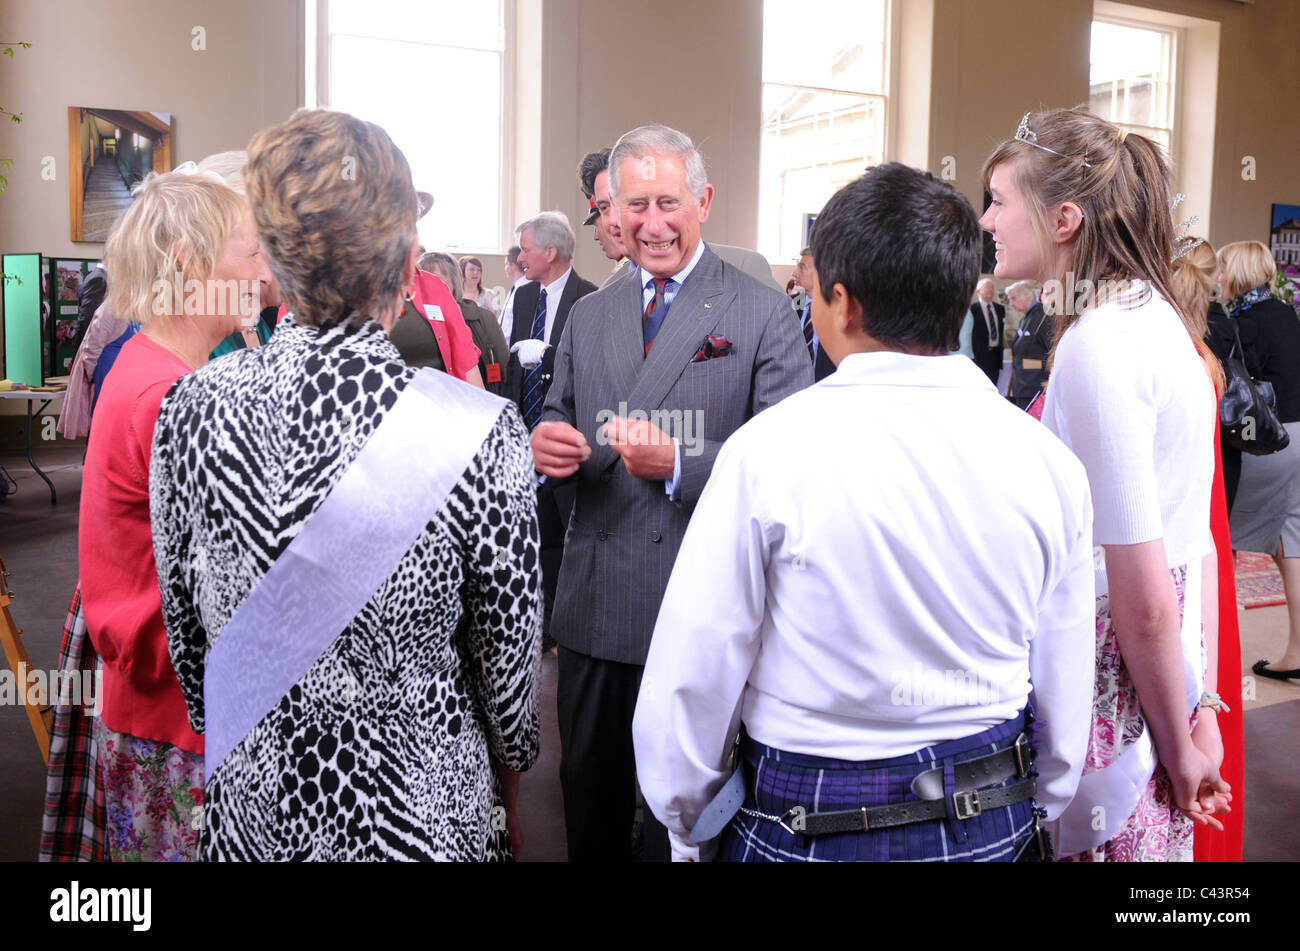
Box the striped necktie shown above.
[643,277,672,355]
[520,286,548,429]
[802,301,815,360]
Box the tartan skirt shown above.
[38,584,107,862]
[717,712,1041,862]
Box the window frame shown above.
[1089,11,1183,167]
[307,0,515,254]
[757,0,893,263]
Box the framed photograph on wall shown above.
[1270,203,1300,271]
[68,107,172,243]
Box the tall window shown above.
[1089,18,1176,160]
[759,0,889,263]
[323,0,508,252]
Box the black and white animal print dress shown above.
[150,315,541,860]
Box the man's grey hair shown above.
[976,277,995,291]
[1007,280,1040,303]
[515,211,575,261]
[608,124,708,201]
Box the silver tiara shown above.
[1170,193,1205,262]
[1014,113,1093,168]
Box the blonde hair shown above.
[245,108,416,328]
[1170,238,1217,338]
[1171,238,1226,395]
[1217,240,1276,301]
[102,171,247,326]
[195,150,249,196]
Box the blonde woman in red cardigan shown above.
[79,168,270,861]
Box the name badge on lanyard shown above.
[424,304,445,322]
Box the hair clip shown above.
[172,160,231,186]
[1014,113,1093,168]
[1171,195,1203,262]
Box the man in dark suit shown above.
[505,211,597,646]
[531,124,813,861]
[969,277,1005,384]
[1007,281,1052,409]
[792,247,836,381]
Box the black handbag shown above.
[1220,322,1291,455]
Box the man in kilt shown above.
[632,163,1096,862]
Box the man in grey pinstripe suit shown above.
[532,125,813,860]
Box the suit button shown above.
[598,530,608,541]
[650,531,662,543]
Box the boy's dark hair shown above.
[811,162,980,352]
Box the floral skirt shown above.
[94,718,204,862]
[1058,566,1197,863]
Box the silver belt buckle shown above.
[952,789,982,820]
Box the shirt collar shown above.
[826,350,998,391]
[512,275,528,288]
[639,239,706,291]
[542,266,572,300]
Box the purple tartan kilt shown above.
[717,712,1040,862]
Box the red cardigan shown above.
[80,334,204,754]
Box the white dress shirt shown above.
[638,239,706,500]
[632,351,1096,860]
[537,267,572,343]
[497,275,530,340]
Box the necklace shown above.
[141,328,198,369]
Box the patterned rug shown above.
[1236,551,1287,609]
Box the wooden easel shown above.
[0,557,53,764]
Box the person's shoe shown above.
[1252,659,1300,683]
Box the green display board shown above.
[3,253,44,385]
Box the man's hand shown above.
[602,414,675,481]
[531,420,589,478]
[511,338,550,369]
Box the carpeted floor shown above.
[1236,551,1287,610]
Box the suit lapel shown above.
[607,267,648,399]
[625,249,728,413]
[550,270,583,347]
[511,282,540,346]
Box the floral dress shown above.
[1060,565,1200,863]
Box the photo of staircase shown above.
[80,159,134,242]
[68,107,172,243]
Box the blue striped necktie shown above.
[521,286,548,429]
[802,301,815,360]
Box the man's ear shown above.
[697,184,714,223]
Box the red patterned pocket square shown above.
[690,334,733,363]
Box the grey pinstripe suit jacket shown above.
[541,245,814,664]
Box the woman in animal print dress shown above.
[149,108,542,861]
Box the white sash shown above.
[1049,557,1203,856]
[203,369,507,773]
